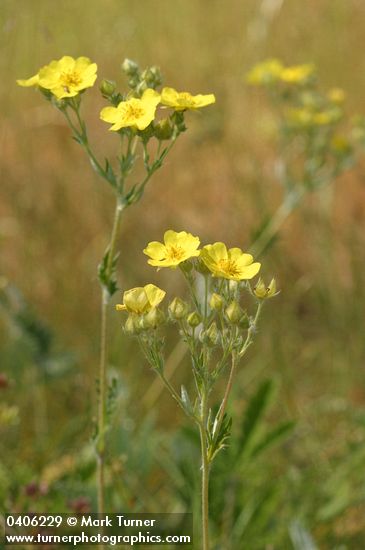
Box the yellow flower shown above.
[280,64,315,84]
[287,106,341,128]
[200,242,261,281]
[116,284,166,314]
[313,109,340,125]
[247,59,284,85]
[143,230,200,268]
[253,278,278,299]
[161,87,215,110]
[100,88,160,131]
[327,87,346,104]
[17,56,97,99]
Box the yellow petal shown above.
[123,287,149,314]
[161,87,179,106]
[143,241,166,260]
[193,93,216,107]
[49,86,78,99]
[164,229,181,246]
[57,55,76,72]
[74,56,93,72]
[100,106,119,123]
[16,74,39,87]
[141,88,161,106]
[240,262,261,280]
[204,242,228,262]
[144,284,166,308]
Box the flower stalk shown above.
[118,230,278,547]
[17,57,216,527]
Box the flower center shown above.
[217,259,240,277]
[61,71,82,92]
[167,245,185,261]
[178,92,194,106]
[123,103,145,122]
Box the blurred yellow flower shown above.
[280,64,315,84]
[327,87,346,104]
[286,107,340,127]
[331,134,351,154]
[100,89,160,131]
[161,87,215,110]
[116,284,166,314]
[254,278,278,299]
[247,59,284,85]
[17,56,97,99]
[201,243,261,281]
[144,230,200,268]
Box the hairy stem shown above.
[213,302,263,449]
[97,198,124,531]
[199,389,210,550]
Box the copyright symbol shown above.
[67,517,77,526]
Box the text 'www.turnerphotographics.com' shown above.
[4,513,193,546]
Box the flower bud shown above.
[187,311,201,328]
[100,79,116,98]
[168,297,189,320]
[209,292,224,311]
[143,307,165,329]
[225,301,243,324]
[124,314,138,335]
[128,77,139,89]
[239,313,250,330]
[205,322,219,346]
[154,119,174,140]
[172,111,186,133]
[253,278,278,299]
[141,66,162,87]
[136,81,148,96]
[228,280,238,293]
[121,58,139,76]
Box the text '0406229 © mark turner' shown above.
[80,516,157,527]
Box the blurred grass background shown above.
[2,0,365,547]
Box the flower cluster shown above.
[246,58,365,198]
[116,230,276,339]
[116,230,278,473]
[17,57,217,286]
[18,55,215,139]
[247,59,315,87]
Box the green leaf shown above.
[237,379,275,459]
[251,420,295,458]
[208,413,232,461]
[97,248,119,297]
[104,158,117,187]
[289,520,318,550]
[180,385,193,415]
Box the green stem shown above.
[212,351,237,450]
[97,197,124,526]
[213,302,263,449]
[199,389,210,550]
[250,189,303,258]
